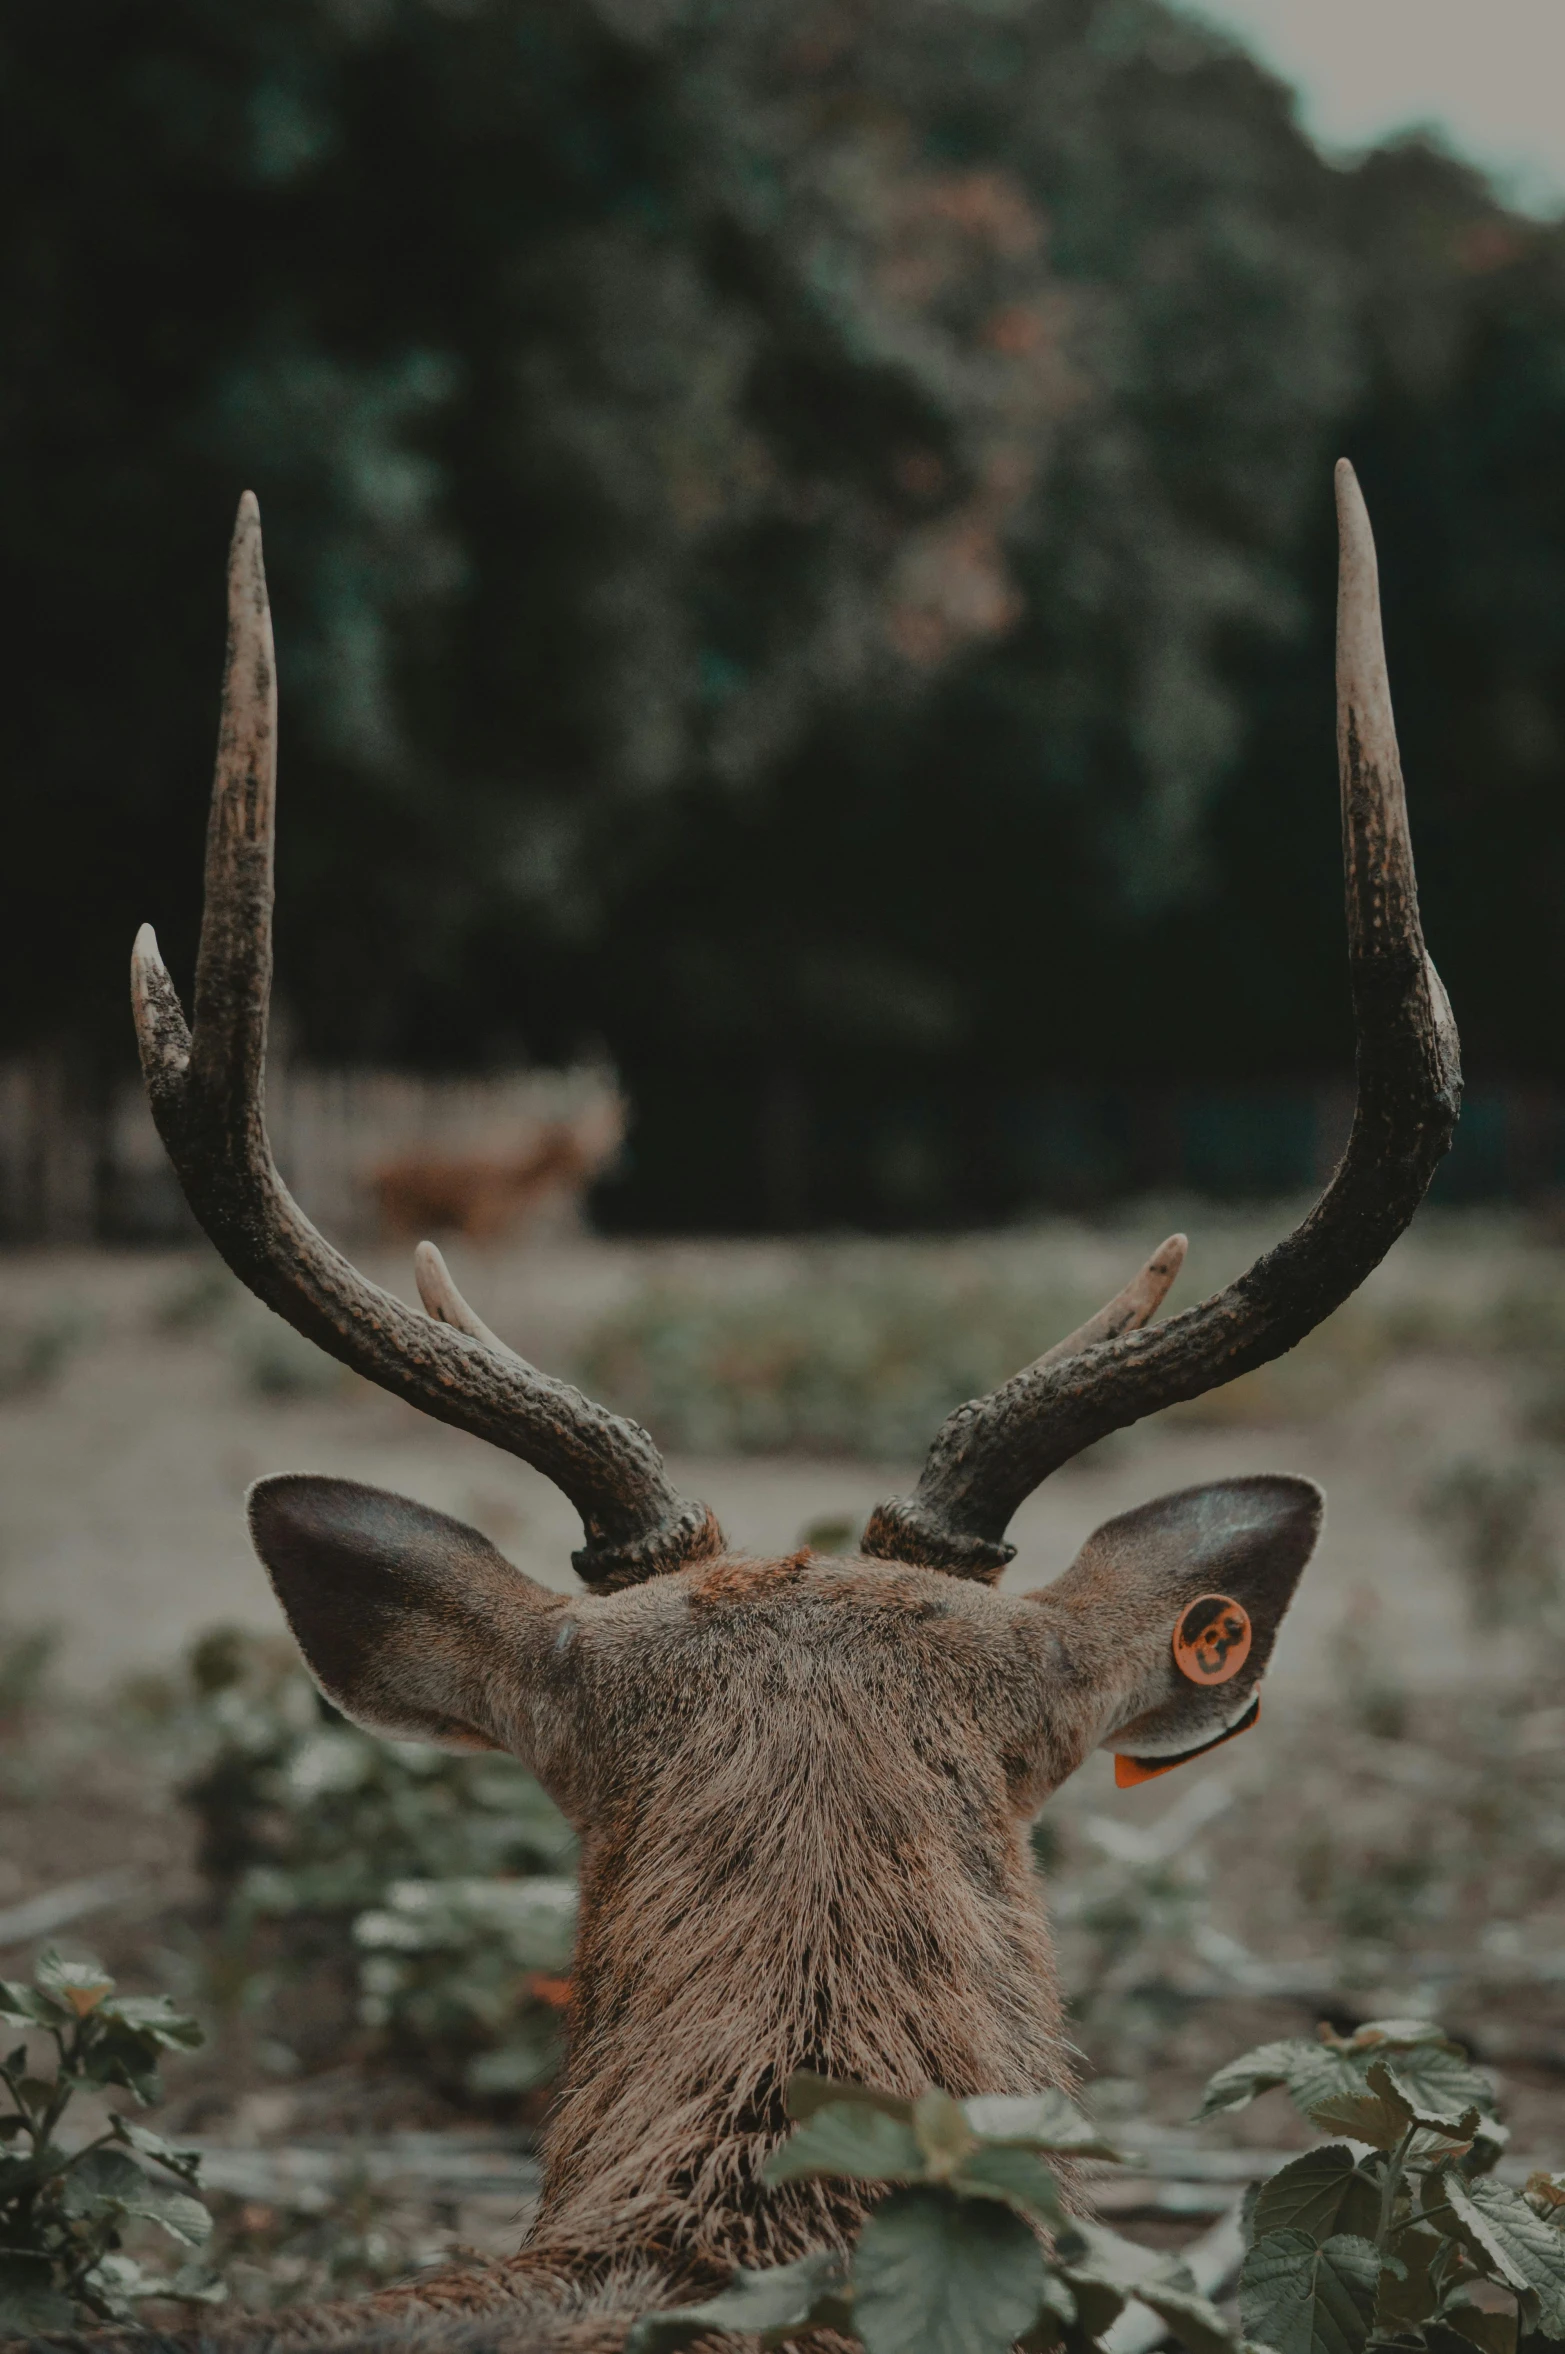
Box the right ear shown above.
[1019,1475,1323,1783]
[247,1474,571,1753]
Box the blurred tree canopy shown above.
[6,0,1565,1223]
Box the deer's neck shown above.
[524,1739,1070,2281]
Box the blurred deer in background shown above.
[120,461,1458,2349]
[371,1099,625,1244]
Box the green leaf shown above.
[136,2183,214,2248]
[785,2070,913,2124]
[1196,2040,1316,2121]
[1443,2302,1518,2354]
[0,2255,75,2332]
[1061,2217,1245,2353]
[1253,2147,1381,2246]
[61,2146,213,2245]
[1375,2223,1447,2335]
[764,2100,924,2185]
[1442,2175,1565,2336]
[1379,2064,1488,2151]
[1307,2060,1480,2157]
[72,2022,165,2104]
[1060,2220,1176,2296]
[1239,2229,1379,2354]
[1308,2068,1416,2152]
[61,2144,152,2215]
[1136,2278,1244,2354]
[111,2113,203,2182]
[1064,2273,1130,2341]
[623,2251,849,2353]
[913,2087,980,2176]
[1375,2043,1494,2124]
[952,2143,1067,2228]
[1197,2039,1370,2125]
[0,1980,57,2029]
[962,2089,1119,2159]
[97,1994,204,2050]
[853,2185,1048,2354]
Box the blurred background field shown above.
[6,0,1565,2319]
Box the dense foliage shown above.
[0,1951,221,2331]
[1212,2021,1565,2354]
[8,1,1565,1221]
[176,1626,577,2097]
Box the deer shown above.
[370,1103,624,1244]
[104,460,1457,2351]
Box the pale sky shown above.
[1174,0,1565,215]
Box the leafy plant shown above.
[1201,2017,1565,2354]
[355,1876,577,2097]
[628,2075,1238,2354]
[0,1948,222,2331]
[173,1627,577,2096]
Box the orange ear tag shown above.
[1172,1594,1252,1685]
[1112,1598,1258,1789]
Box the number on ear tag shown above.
[1172,1594,1252,1685]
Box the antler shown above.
[133,494,723,1594]
[862,461,1462,1580]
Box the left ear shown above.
[1027,1475,1323,1775]
[247,1474,571,1754]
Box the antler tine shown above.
[862,461,1461,1581]
[134,496,723,1594]
[1032,1234,1187,1371]
[413,1239,515,1358]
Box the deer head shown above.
[132,463,1458,2290]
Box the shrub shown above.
[1205,2018,1563,2354]
[0,1948,222,2332]
[174,1628,577,2097]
